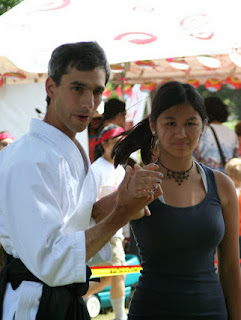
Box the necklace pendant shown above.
[157,158,193,186]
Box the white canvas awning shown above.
[0,0,241,86]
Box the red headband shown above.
[95,127,124,146]
[0,132,14,141]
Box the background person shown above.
[234,121,241,156]
[88,110,103,163]
[84,123,127,320]
[112,81,241,319]
[0,131,14,151]
[193,96,239,172]
[0,41,163,320]
[103,98,126,129]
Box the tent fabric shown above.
[0,0,241,86]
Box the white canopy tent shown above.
[1,0,241,145]
[1,0,241,74]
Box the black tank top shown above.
[129,164,227,320]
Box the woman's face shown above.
[150,104,203,159]
[102,136,122,161]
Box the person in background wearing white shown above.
[84,123,127,320]
[0,131,14,151]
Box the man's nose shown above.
[81,91,95,109]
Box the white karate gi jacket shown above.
[0,119,111,319]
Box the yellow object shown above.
[90,265,142,278]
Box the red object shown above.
[0,132,14,141]
[3,72,26,79]
[115,85,122,97]
[135,60,156,68]
[123,84,132,97]
[102,88,111,99]
[140,83,156,92]
[0,76,4,88]
[88,136,97,163]
[186,79,200,88]
[205,78,222,92]
[95,127,124,145]
[114,32,158,45]
[225,76,241,90]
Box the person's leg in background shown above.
[110,274,127,320]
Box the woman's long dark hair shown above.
[112,81,207,167]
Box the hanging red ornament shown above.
[102,88,111,99]
[225,76,241,90]
[186,79,200,88]
[205,78,222,92]
[123,85,132,98]
[140,83,156,92]
[115,85,122,97]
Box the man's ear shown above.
[45,77,56,100]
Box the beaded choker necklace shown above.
[157,158,193,186]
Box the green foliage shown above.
[0,0,23,15]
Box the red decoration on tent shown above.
[123,85,132,98]
[115,85,122,97]
[186,79,200,88]
[180,14,214,40]
[0,72,27,88]
[140,83,156,92]
[3,72,26,79]
[111,64,125,72]
[39,0,71,11]
[102,88,111,99]
[0,76,4,88]
[225,76,241,90]
[135,60,156,68]
[205,78,222,92]
[114,32,158,45]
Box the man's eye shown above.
[73,86,83,92]
[186,122,195,126]
[166,122,175,126]
[94,90,103,96]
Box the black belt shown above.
[0,250,91,320]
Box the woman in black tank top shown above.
[112,81,241,320]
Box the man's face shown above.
[45,67,106,139]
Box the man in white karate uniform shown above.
[0,42,162,320]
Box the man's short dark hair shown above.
[103,98,126,121]
[46,41,110,105]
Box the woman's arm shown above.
[215,171,241,320]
